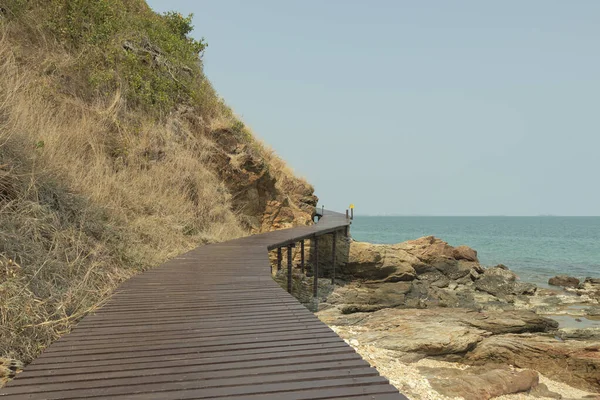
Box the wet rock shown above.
[576,278,600,300]
[587,307,600,317]
[549,275,581,288]
[419,365,540,400]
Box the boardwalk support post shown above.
[277,247,282,271]
[313,236,319,298]
[300,240,305,274]
[331,231,337,285]
[287,244,294,293]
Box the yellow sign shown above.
[349,204,355,209]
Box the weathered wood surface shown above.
[1,210,406,399]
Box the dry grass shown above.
[0,0,316,378]
[0,27,247,367]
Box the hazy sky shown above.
[147,0,600,216]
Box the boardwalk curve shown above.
[1,210,407,399]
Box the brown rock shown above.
[343,242,417,282]
[530,382,562,399]
[209,129,317,233]
[395,236,456,263]
[466,334,600,392]
[453,245,479,262]
[317,307,558,356]
[343,238,486,284]
[420,366,539,400]
[475,272,537,297]
[485,265,518,281]
[327,281,412,310]
[549,275,581,288]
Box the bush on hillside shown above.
[2,0,212,116]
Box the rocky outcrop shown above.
[327,237,538,312]
[318,307,558,357]
[419,366,542,400]
[549,275,581,288]
[474,271,537,297]
[316,236,600,395]
[466,334,600,393]
[575,278,600,300]
[319,305,600,393]
[343,242,418,282]
[208,126,317,233]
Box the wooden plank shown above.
[0,210,405,399]
[6,376,390,400]
[17,343,354,377]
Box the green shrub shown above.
[5,0,210,117]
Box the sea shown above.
[350,216,600,287]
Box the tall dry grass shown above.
[0,28,246,366]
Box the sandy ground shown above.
[330,325,598,400]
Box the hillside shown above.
[0,0,316,381]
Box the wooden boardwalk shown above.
[1,210,406,399]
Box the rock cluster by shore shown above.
[312,236,600,400]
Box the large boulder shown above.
[344,237,482,283]
[485,264,518,281]
[466,334,600,392]
[453,245,479,262]
[475,266,537,297]
[549,275,581,288]
[317,307,558,357]
[326,281,413,312]
[343,242,418,282]
[395,236,458,263]
[419,366,541,400]
[475,275,535,297]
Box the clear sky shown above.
[147,0,600,216]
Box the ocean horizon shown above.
[350,215,600,287]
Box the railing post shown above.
[277,247,282,271]
[300,240,305,274]
[287,244,293,293]
[313,236,319,298]
[346,209,349,219]
[331,231,337,285]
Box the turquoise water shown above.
[350,216,600,286]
